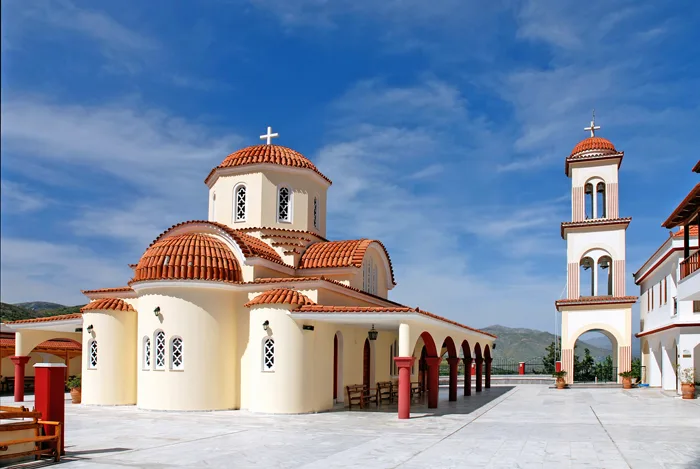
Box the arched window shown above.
[362,257,378,295]
[598,256,613,296]
[584,183,594,219]
[596,182,606,218]
[170,336,184,370]
[154,330,166,370]
[88,339,98,369]
[277,186,291,222]
[143,336,151,370]
[234,184,247,222]
[262,337,275,371]
[313,196,319,229]
[580,257,594,296]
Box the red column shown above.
[485,358,492,389]
[393,357,415,419]
[447,357,460,401]
[518,362,525,375]
[424,357,442,408]
[463,357,472,396]
[555,361,562,373]
[10,356,30,402]
[475,357,483,392]
[34,363,67,455]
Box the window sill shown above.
[169,368,185,372]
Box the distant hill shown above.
[1,302,84,323]
[482,325,612,363]
[15,301,66,311]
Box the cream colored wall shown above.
[566,228,626,265]
[14,330,82,356]
[260,170,328,236]
[82,309,137,405]
[561,305,632,350]
[209,172,264,228]
[135,286,239,411]
[1,353,80,378]
[571,160,619,187]
[347,247,390,298]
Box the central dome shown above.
[206,144,331,184]
[570,137,617,157]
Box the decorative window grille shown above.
[278,187,291,222]
[155,331,166,370]
[235,185,247,222]
[313,197,318,229]
[262,338,275,371]
[88,340,98,369]
[171,337,184,370]
[362,258,378,295]
[143,337,151,369]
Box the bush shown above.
[66,375,81,390]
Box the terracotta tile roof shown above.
[81,286,133,295]
[555,296,638,309]
[570,137,617,157]
[673,225,699,237]
[560,217,631,238]
[244,288,316,307]
[241,227,327,242]
[5,313,82,325]
[205,145,332,185]
[80,298,135,313]
[662,183,700,229]
[294,305,497,338]
[299,240,396,284]
[150,221,286,266]
[132,233,242,284]
[0,338,81,351]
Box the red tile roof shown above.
[299,240,396,284]
[132,233,242,284]
[205,144,332,185]
[81,286,133,295]
[570,137,617,157]
[560,217,632,238]
[673,225,699,237]
[80,298,135,312]
[555,296,638,309]
[150,221,286,266]
[662,183,700,229]
[244,288,315,307]
[0,338,81,351]
[5,313,82,325]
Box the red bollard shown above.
[34,363,67,455]
[518,362,525,375]
[555,361,562,373]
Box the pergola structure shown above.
[663,182,700,279]
[3,314,82,402]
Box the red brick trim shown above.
[636,323,700,338]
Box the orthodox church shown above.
[6,127,494,418]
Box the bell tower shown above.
[555,114,637,384]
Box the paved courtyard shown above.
[6,385,700,468]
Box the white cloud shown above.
[0,180,49,213]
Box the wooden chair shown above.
[410,381,423,400]
[376,381,392,404]
[361,385,378,408]
[346,385,364,409]
[0,405,62,463]
[390,380,399,402]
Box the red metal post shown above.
[447,357,460,401]
[485,357,492,389]
[425,357,442,408]
[10,356,30,402]
[34,363,67,455]
[519,362,525,375]
[475,357,483,392]
[393,357,415,419]
[555,361,562,373]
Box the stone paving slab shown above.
[4,385,700,468]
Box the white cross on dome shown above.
[260,126,279,145]
[584,110,601,137]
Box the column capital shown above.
[10,355,30,365]
[474,356,484,364]
[446,357,461,367]
[485,356,493,364]
[393,356,415,368]
[463,356,473,364]
[425,356,442,367]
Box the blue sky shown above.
[1,0,699,334]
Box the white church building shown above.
[634,161,700,392]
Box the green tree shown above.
[578,348,596,382]
[542,338,561,374]
[594,356,614,381]
[631,357,642,382]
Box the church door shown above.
[363,339,370,387]
[333,335,338,400]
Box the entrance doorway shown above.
[363,339,370,387]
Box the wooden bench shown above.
[0,406,62,463]
[376,381,393,404]
[361,385,378,408]
[346,384,379,409]
[410,381,424,400]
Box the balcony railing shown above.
[680,251,700,279]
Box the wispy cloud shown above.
[0,180,50,213]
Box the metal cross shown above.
[584,110,600,137]
[260,126,279,145]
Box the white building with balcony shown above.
[634,161,700,392]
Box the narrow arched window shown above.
[580,257,594,296]
[596,182,606,218]
[170,336,184,370]
[154,330,166,370]
[584,183,593,219]
[262,337,275,371]
[234,184,247,222]
[88,339,98,369]
[143,336,151,370]
[598,256,613,296]
[313,197,319,229]
[362,257,378,295]
[277,186,291,222]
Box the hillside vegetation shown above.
[1,302,84,323]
